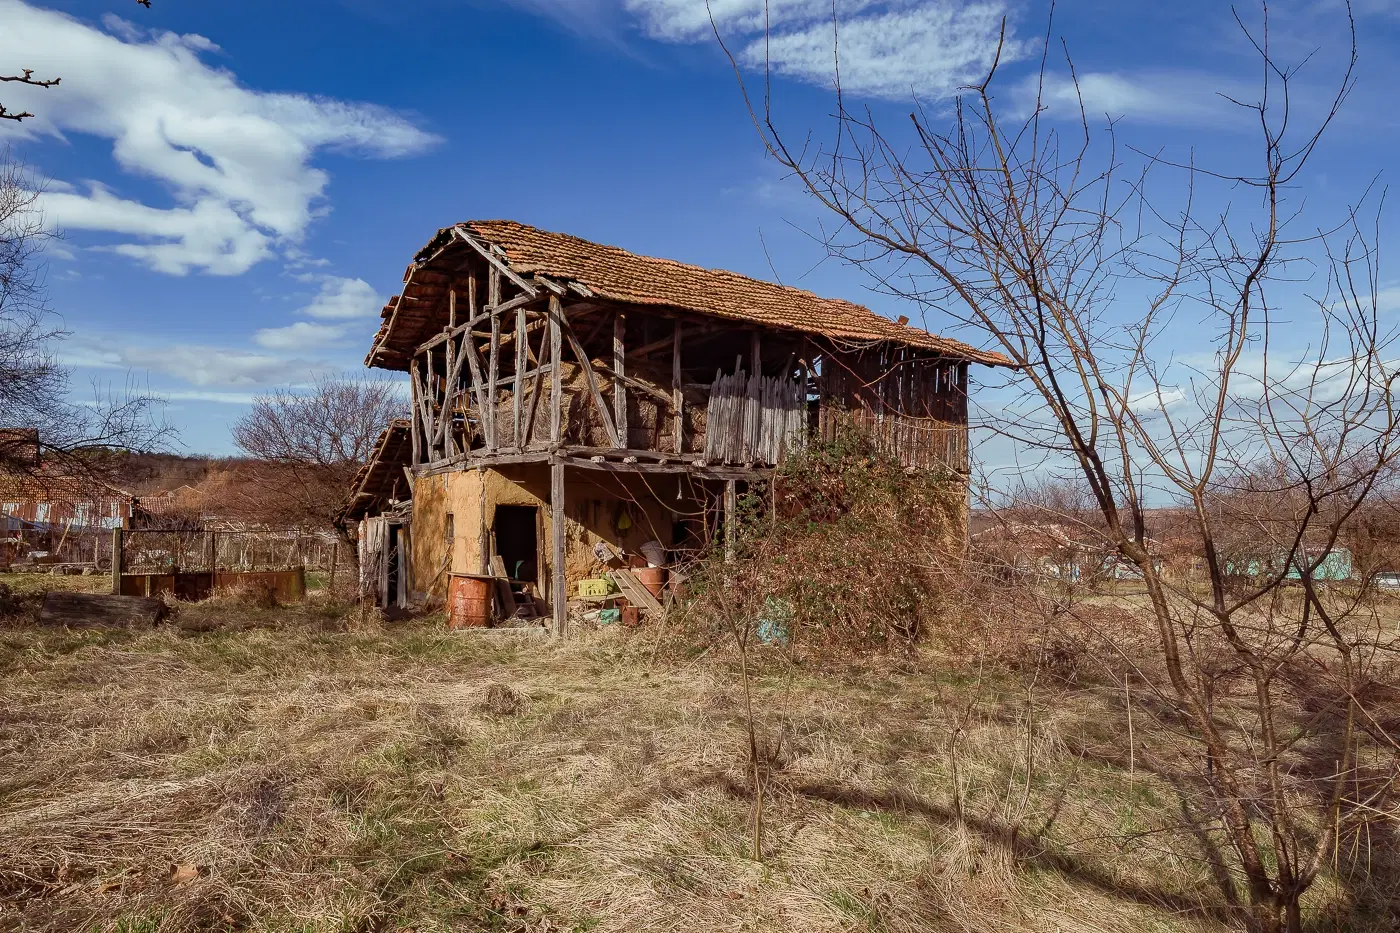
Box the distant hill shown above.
[104,452,254,496]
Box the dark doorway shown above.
[493,505,539,583]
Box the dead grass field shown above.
[0,595,1390,933]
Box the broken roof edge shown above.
[365,221,1016,370]
[339,419,413,523]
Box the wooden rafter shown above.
[561,313,621,448]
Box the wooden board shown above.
[39,592,169,629]
[609,568,663,615]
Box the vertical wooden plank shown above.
[425,346,437,461]
[513,308,526,447]
[409,358,422,465]
[724,480,737,562]
[672,321,684,454]
[488,310,501,450]
[551,458,567,637]
[549,296,563,445]
[478,477,489,575]
[110,527,123,595]
[444,291,457,457]
[613,312,628,447]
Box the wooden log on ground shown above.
[39,591,169,628]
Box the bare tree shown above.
[232,374,404,541]
[1,1,151,122]
[0,149,169,478]
[719,3,1400,930]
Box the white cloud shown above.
[623,0,1026,100]
[153,389,261,405]
[1377,285,1400,314]
[1023,71,1242,125]
[254,320,353,351]
[297,276,383,320]
[0,0,438,276]
[64,336,330,387]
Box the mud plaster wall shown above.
[410,466,714,604]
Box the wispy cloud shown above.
[1018,70,1245,125]
[0,0,439,276]
[590,0,1029,100]
[63,336,334,388]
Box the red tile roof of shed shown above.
[460,221,1011,366]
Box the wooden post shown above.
[409,358,422,465]
[672,321,684,454]
[751,330,761,378]
[110,527,123,595]
[613,311,627,446]
[477,477,489,575]
[724,480,737,562]
[425,346,437,461]
[488,307,501,450]
[445,291,457,457]
[551,458,567,637]
[513,308,526,447]
[549,296,563,445]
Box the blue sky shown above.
[0,0,1396,459]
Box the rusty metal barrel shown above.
[633,567,667,600]
[447,573,493,629]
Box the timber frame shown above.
[364,221,1012,635]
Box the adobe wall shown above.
[410,465,715,604]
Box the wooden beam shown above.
[592,361,673,407]
[672,322,684,454]
[453,226,539,297]
[513,307,526,447]
[409,358,422,466]
[488,303,501,451]
[424,346,437,460]
[478,480,489,576]
[613,312,627,447]
[442,293,457,457]
[550,458,567,638]
[562,316,621,448]
[549,296,563,444]
[522,317,549,449]
[110,527,123,595]
[724,479,738,562]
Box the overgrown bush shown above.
[678,428,968,656]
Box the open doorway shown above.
[493,505,539,584]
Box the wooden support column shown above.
[409,358,422,465]
[672,321,684,453]
[110,527,123,595]
[444,291,457,457]
[551,458,567,637]
[613,312,627,446]
[724,480,738,562]
[425,346,437,461]
[549,296,563,444]
[488,309,501,450]
[513,308,526,446]
[477,475,489,575]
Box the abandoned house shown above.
[353,220,1011,630]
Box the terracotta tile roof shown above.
[462,221,1010,365]
[366,221,1011,370]
[340,420,413,522]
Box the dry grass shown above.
[0,596,1390,932]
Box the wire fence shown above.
[118,530,341,574]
